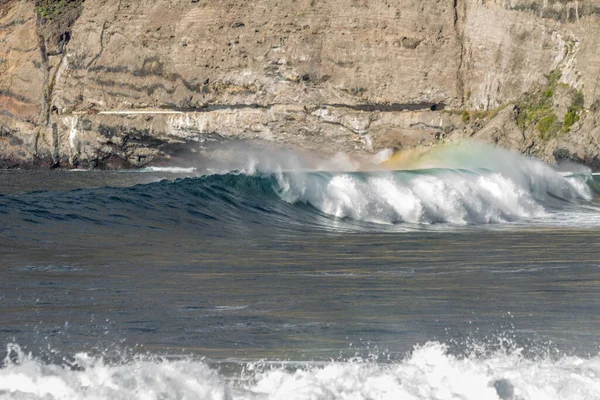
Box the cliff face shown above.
[1,0,600,169]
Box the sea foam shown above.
[1,342,600,399]
[198,141,597,226]
[275,169,550,224]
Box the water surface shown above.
[1,144,600,399]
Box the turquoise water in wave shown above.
[1,144,600,399]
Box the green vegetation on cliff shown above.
[33,0,84,46]
[34,0,83,21]
[516,69,560,139]
[537,114,559,139]
[563,90,584,132]
[515,70,584,140]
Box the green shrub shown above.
[516,69,562,137]
[563,109,579,130]
[563,90,584,132]
[461,111,470,122]
[537,113,559,139]
[34,0,84,21]
[572,91,584,109]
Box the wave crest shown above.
[276,169,551,225]
[2,142,598,230]
[199,141,598,227]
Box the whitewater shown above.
[1,142,600,399]
[2,341,600,400]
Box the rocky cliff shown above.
[1,0,600,169]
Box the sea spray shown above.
[194,141,595,223]
[275,169,546,224]
[2,342,600,399]
[0,141,598,231]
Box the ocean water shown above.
[1,142,600,399]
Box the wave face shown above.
[2,342,600,400]
[1,143,599,231]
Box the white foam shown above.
[275,170,548,225]
[2,342,600,399]
[193,141,597,226]
[140,167,197,173]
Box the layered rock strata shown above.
[1,0,599,169]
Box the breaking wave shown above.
[2,342,600,400]
[1,142,599,231]
[275,167,586,225]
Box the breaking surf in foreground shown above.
[2,342,600,400]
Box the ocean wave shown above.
[3,169,597,232]
[276,169,543,224]
[1,143,599,231]
[1,342,599,399]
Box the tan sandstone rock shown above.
[0,0,599,169]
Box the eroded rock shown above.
[1,0,600,169]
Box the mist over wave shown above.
[1,142,598,230]
[198,141,597,226]
[2,341,599,400]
